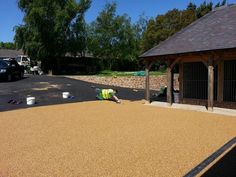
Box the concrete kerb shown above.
[146,101,236,117]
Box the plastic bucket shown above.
[62,92,70,99]
[173,92,180,103]
[26,97,35,105]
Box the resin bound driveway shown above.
[1,75,236,177]
[1,100,236,177]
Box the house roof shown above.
[0,49,24,58]
[140,5,236,58]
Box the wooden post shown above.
[217,60,224,103]
[145,65,150,103]
[167,61,173,106]
[179,61,183,103]
[208,59,214,111]
[145,61,155,103]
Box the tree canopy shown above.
[15,0,91,71]
[14,0,229,72]
[0,42,16,49]
[88,2,141,70]
[142,0,226,52]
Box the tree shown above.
[0,42,16,49]
[68,0,91,57]
[15,0,91,72]
[142,9,186,52]
[215,0,227,8]
[142,1,226,53]
[131,14,149,69]
[88,2,137,70]
[187,2,197,11]
[142,19,158,51]
[134,14,148,42]
[196,1,213,18]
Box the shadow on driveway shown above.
[0,75,145,112]
[184,137,236,177]
[201,146,236,177]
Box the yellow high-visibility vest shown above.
[101,89,114,99]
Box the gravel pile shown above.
[66,74,179,91]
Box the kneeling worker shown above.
[95,88,121,103]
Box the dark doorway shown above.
[224,60,236,102]
[183,62,208,99]
[183,62,218,100]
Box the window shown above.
[0,60,8,67]
[16,57,21,62]
[22,57,28,62]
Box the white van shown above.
[16,55,30,67]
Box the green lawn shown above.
[97,70,166,77]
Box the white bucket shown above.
[173,92,180,103]
[62,92,70,99]
[26,97,35,105]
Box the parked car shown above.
[16,55,31,73]
[0,58,24,81]
[16,55,30,67]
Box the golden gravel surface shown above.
[0,100,236,177]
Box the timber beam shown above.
[145,61,155,103]
[208,58,214,111]
[217,60,224,103]
[167,60,174,105]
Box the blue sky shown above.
[0,0,235,42]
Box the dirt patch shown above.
[0,101,236,177]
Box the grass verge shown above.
[97,70,166,77]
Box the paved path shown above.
[0,75,144,112]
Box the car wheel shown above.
[7,74,12,82]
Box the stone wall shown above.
[67,74,179,91]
